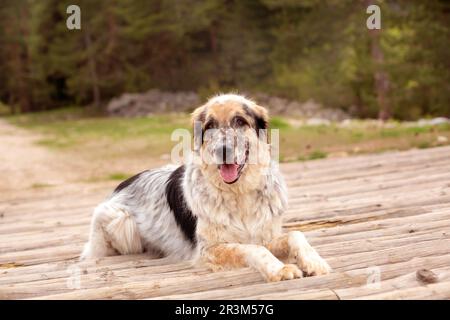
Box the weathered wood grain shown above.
[1,145,450,299]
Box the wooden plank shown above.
[231,289,339,300]
[149,255,450,299]
[1,254,172,278]
[1,264,214,299]
[355,281,450,300]
[1,210,448,267]
[1,145,450,299]
[337,266,450,300]
[149,254,450,300]
[287,156,450,187]
[1,202,449,266]
[2,227,446,289]
[24,242,450,300]
[282,146,450,177]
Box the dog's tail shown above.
[104,207,143,255]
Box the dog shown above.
[81,93,331,282]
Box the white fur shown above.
[207,93,256,106]
[288,231,331,276]
[81,94,331,282]
[81,166,198,262]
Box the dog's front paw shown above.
[267,264,303,282]
[295,250,331,276]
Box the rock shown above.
[416,269,438,284]
[417,117,450,127]
[107,89,200,117]
[437,136,448,143]
[107,89,350,121]
[340,119,354,127]
[430,117,450,126]
[247,93,348,121]
[306,118,331,126]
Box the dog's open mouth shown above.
[219,163,245,184]
[218,148,249,184]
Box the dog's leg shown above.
[81,205,116,260]
[268,231,331,276]
[81,203,143,260]
[203,243,302,282]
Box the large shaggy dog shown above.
[81,94,331,281]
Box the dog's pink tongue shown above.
[219,164,239,183]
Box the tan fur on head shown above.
[191,94,271,193]
[191,93,269,134]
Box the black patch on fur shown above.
[194,110,208,147]
[198,109,206,123]
[255,114,268,131]
[243,103,268,137]
[165,165,197,246]
[113,170,148,194]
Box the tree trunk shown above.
[5,4,32,113]
[83,26,101,108]
[18,4,32,112]
[370,29,390,120]
[365,0,391,121]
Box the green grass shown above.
[107,172,132,181]
[270,116,290,129]
[308,150,328,160]
[416,141,432,149]
[83,172,133,183]
[8,108,188,156]
[293,150,327,162]
[7,108,450,164]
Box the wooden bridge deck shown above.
[1,146,450,300]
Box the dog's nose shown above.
[215,144,234,164]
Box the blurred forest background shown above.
[0,0,450,189]
[0,0,449,120]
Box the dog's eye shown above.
[204,120,217,130]
[233,117,248,127]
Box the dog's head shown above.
[191,94,271,190]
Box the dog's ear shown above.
[191,105,206,127]
[251,104,269,141]
[243,103,269,132]
[191,105,207,151]
[252,104,269,131]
